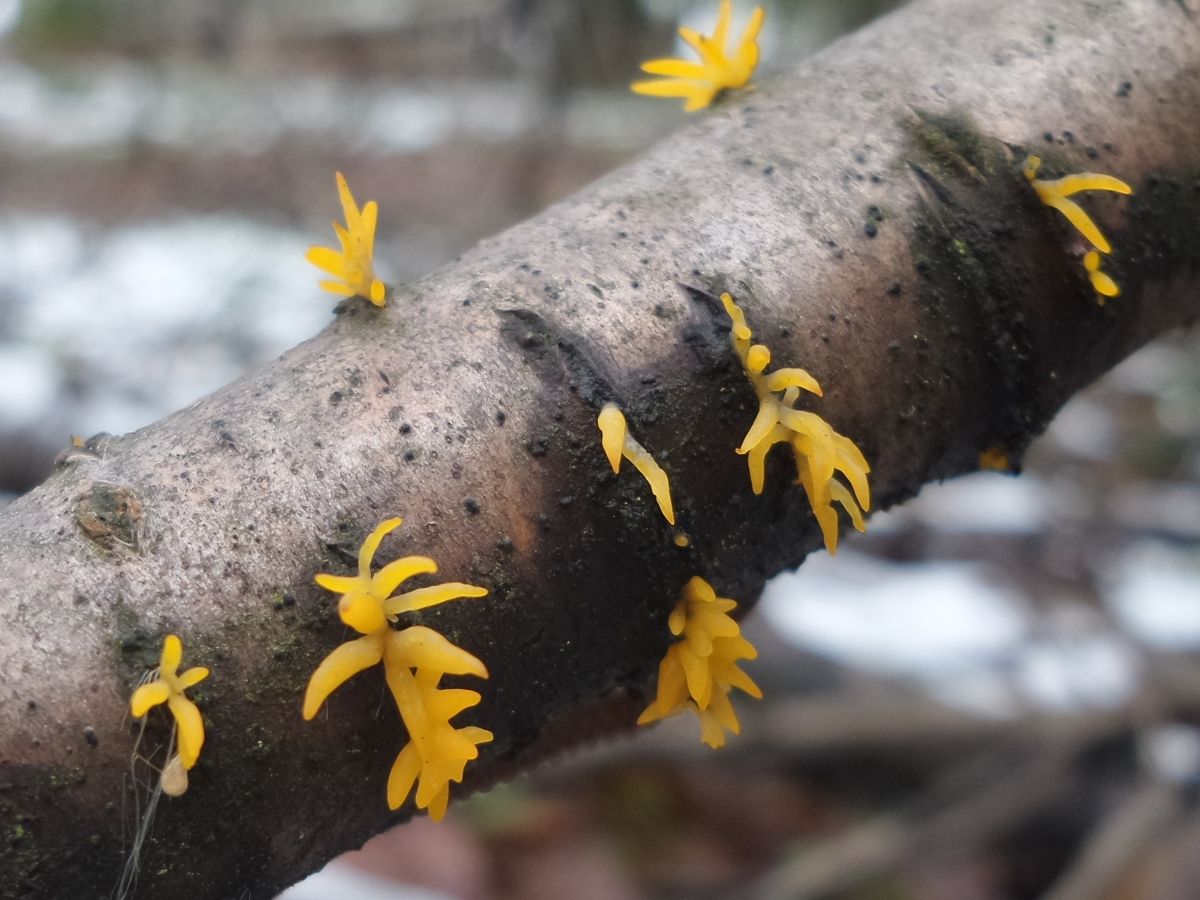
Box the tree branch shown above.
[2,0,1198,896]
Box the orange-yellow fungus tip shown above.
[631,1,765,112]
[1083,251,1120,298]
[978,447,1011,472]
[746,344,770,374]
[596,403,676,525]
[597,402,627,473]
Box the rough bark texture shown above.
[2,0,1198,896]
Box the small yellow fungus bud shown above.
[304,518,491,820]
[306,171,388,307]
[1083,251,1120,299]
[339,590,388,634]
[722,291,752,340]
[1022,155,1132,254]
[979,447,1010,471]
[129,634,210,770]
[746,344,771,374]
[721,292,870,554]
[597,403,627,473]
[638,577,761,748]
[631,1,765,112]
[160,754,189,797]
[673,532,691,548]
[596,402,676,525]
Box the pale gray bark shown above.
[2,0,1198,896]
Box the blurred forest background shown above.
[1,1,1198,898]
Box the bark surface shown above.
[2,0,1198,896]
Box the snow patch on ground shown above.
[1104,542,1200,650]
[0,214,330,439]
[761,548,1148,717]
[901,471,1050,533]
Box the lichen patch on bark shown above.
[74,482,144,553]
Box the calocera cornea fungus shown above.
[303,517,492,820]
[1083,251,1120,301]
[978,446,1012,472]
[638,576,761,748]
[597,402,676,525]
[305,171,388,307]
[1022,155,1132,299]
[129,634,210,791]
[722,292,871,554]
[631,0,765,112]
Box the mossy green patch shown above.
[909,108,991,178]
[901,110,1051,484]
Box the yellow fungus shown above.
[746,344,771,374]
[303,518,491,819]
[306,171,388,307]
[673,532,690,548]
[631,0,765,112]
[638,577,761,748]
[1023,155,1131,302]
[1083,250,1119,300]
[385,665,493,820]
[1022,155,1132,254]
[160,754,189,797]
[129,634,210,771]
[722,292,870,554]
[979,447,1010,471]
[597,402,676,525]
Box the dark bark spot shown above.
[496,307,615,408]
[73,483,144,553]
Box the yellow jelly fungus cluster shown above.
[1022,155,1132,301]
[303,517,492,820]
[631,0,765,112]
[638,576,761,748]
[722,293,871,554]
[597,402,676,525]
[306,171,388,307]
[130,634,210,779]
